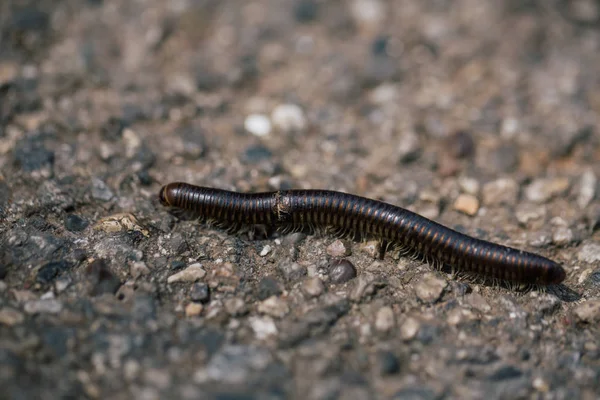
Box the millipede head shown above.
[159,183,184,207]
[158,185,169,206]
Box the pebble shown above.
[515,203,546,225]
[400,316,420,340]
[453,194,479,216]
[278,260,307,281]
[577,169,597,208]
[414,273,447,303]
[64,214,89,232]
[577,243,600,263]
[574,300,600,323]
[257,296,289,318]
[301,277,325,298]
[329,259,357,284]
[552,227,574,246]
[397,131,421,163]
[350,272,382,301]
[259,245,272,257]
[447,307,477,326]
[190,282,210,303]
[54,276,72,293]
[91,177,114,202]
[350,0,385,30]
[532,377,550,392]
[0,307,25,326]
[327,239,352,257]
[24,298,63,314]
[525,177,570,203]
[458,177,480,195]
[466,293,491,313]
[224,297,247,316]
[528,231,553,248]
[167,263,206,283]
[482,178,518,206]
[271,104,307,133]
[185,302,204,317]
[369,83,399,104]
[244,114,272,137]
[248,316,278,340]
[375,306,395,332]
[375,351,400,375]
[130,261,150,278]
[358,240,380,259]
[122,128,141,158]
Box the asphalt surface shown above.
[1,1,599,399]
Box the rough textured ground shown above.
[1,1,600,399]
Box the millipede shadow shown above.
[546,284,581,302]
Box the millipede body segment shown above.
[159,182,566,286]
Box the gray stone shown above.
[525,177,570,203]
[577,243,600,263]
[414,273,447,303]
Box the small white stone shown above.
[271,104,307,132]
[458,177,480,195]
[167,263,206,283]
[244,114,272,137]
[350,0,385,28]
[54,276,72,293]
[257,296,289,318]
[259,245,272,257]
[122,128,141,158]
[578,169,597,208]
[400,316,420,340]
[375,306,395,332]
[249,316,278,340]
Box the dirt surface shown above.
[1,1,600,399]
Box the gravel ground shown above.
[1,1,600,399]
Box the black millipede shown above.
[159,182,566,288]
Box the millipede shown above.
[159,182,566,288]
